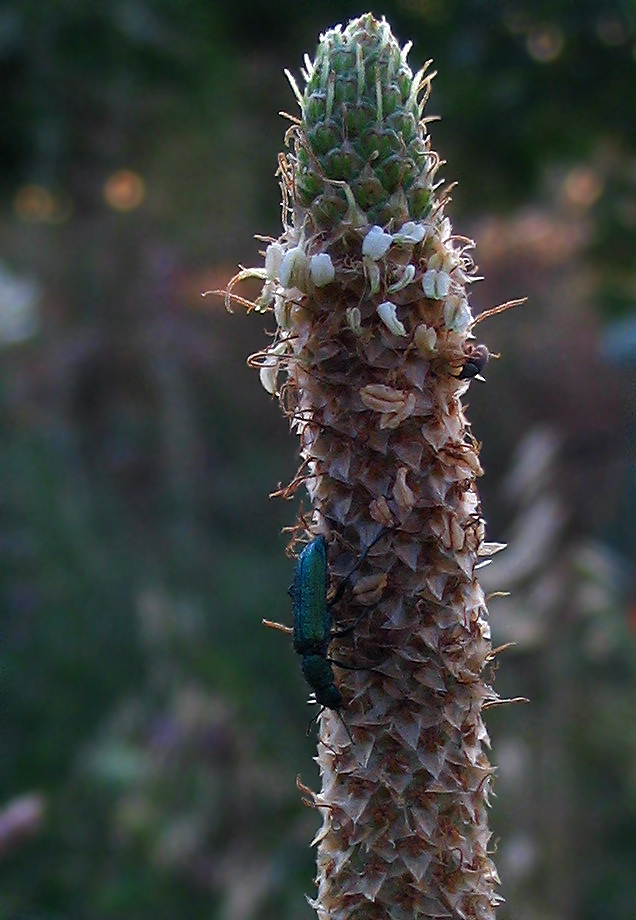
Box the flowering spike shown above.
[233,12,517,920]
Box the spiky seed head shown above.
[291,14,434,231]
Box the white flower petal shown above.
[443,295,472,333]
[258,342,288,394]
[387,264,416,293]
[265,242,284,280]
[274,294,291,329]
[362,225,393,260]
[422,268,451,299]
[260,361,278,394]
[377,301,407,337]
[422,269,439,298]
[392,221,427,245]
[309,252,335,287]
[436,270,451,297]
[279,246,308,289]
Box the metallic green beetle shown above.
[264,529,387,724]
[292,536,343,711]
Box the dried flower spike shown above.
[232,12,510,920]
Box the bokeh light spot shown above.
[103,170,145,211]
[14,185,55,223]
[596,16,629,47]
[526,24,564,63]
[562,167,604,210]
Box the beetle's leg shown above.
[328,656,367,671]
[262,618,293,634]
[328,526,389,608]
[329,657,392,682]
[330,600,381,638]
[306,706,325,735]
[306,705,354,745]
[338,712,354,743]
[330,595,383,636]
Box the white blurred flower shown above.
[387,264,416,293]
[443,295,472,333]
[392,221,427,245]
[362,225,392,260]
[259,341,289,394]
[422,269,451,299]
[0,263,39,346]
[377,301,407,337]
[279,246,308,289]
[309,253,335,287]
[264,242,284,280]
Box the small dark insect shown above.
[456,344,490,380]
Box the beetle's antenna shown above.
[338,711,354,744]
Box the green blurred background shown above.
[1,1,636,918]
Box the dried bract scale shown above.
[353,572,389,606]
[393,466,415,513]
[369,496,395,528]
[230,11,516,920]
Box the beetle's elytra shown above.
[292,536,342,711]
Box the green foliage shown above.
[0,346,315,917]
